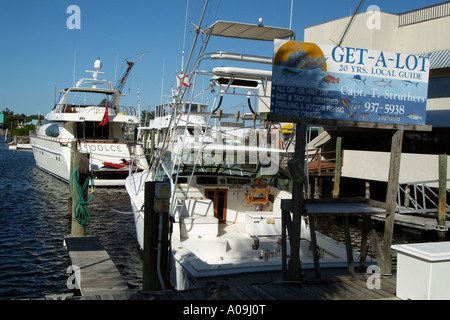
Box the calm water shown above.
[0,139,142,299]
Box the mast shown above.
[337,0,365,46]
[114,52,147,94]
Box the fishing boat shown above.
[30,58,148,186]
[125,19,367,290]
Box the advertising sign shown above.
[270,40,430,125]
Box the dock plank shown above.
[64,236,130,296]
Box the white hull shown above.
[125,171,361,291]
[30,136,70,182]
[30,135,143,186]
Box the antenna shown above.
[160,58,165,104]
[72,51,77,87]
[289,0,293,31]
[181,0,189,72]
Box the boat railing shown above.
[307,148,337,176]
[29,132,72,144]
[207,51,273,65]
[53,104,137,116]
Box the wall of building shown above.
[304,3,450,112]
[304,10,450,55]
[398,17,450,54]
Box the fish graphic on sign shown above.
[402,80,419,87]
[373,79,392,87]
[322,75,339,84]
[282,68,303,77]
[274,41,328,71]
[406,113,423,121]
[351,75,366,84]
[341,98,350,109]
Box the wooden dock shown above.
[372,212,450,231]
[75,274,398,300]
[64,236,130,297]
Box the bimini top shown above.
[205,20,295,41]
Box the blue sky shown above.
[0,0,444,117]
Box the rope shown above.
[70,168,95,235]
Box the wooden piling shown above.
[70,142,90,237]
[438,154,447,241]
[381,129,404,274]
[332,136,342,199]
[142,181,170,291]
[288,121,307,281]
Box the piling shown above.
[69,141,90,237]
[438,154,447,240]
[381,129,404,274]
[142,181,170,291]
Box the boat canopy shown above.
[205,20,295,41]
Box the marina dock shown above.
[63,234,398,301]
[64,236,130,297]
[73,274,398,300]
[62,231,398,300]
[372,212,450,231]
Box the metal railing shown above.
[29,132,72,144]
[397,180,450,214]
[53,104,137,116]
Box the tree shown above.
[141,109,154,126]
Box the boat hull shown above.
[30,136,143,186]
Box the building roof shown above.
[419,49,450,69]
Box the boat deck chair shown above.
[246,178,270,205]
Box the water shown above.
[0,140,142,299]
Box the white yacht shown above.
[126,20,369,290]
[30,58,148,186]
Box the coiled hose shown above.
[70,168,95,234]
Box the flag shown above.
[177,74,190,88]
[99,105,109,126]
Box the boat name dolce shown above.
[88,144,124,153]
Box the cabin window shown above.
[76,122,109,140]
[45,124,60,137]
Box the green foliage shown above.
[1,108,42,136]
[12,124,36,136]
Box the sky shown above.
[0,0,445,117]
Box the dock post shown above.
[332,136,342,199]
[381,129,403,275]
[438,154,447,241]
[68,140,76,224]
[288,121,307,281]
[69,141,90,237]
[142,181,170,291]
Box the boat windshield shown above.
[63,90,113,107]
[176,163,256,176]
